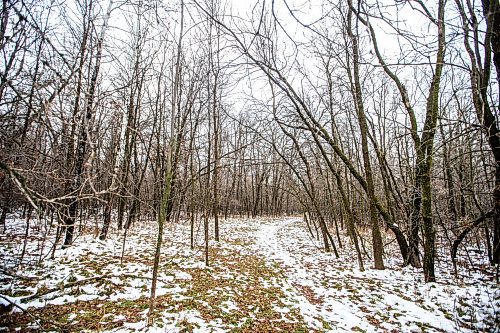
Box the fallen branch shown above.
[20,273,170,303]
[0,268,39,281]
[0,294,65,330]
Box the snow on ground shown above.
[249,218,499,332]
[0,214,498,332]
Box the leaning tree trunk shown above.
[456,0,500,266]
[347,1,384,269]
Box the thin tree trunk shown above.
[63,1,113,247]
[347,0,384,269]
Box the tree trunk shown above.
[63,1,113,247]
[347,1,384,269]
[421,0,446,282]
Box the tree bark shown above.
[63,1,113,247]
[347,0,384,269]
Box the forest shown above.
[0,0,499,331]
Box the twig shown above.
[0,294,65,330]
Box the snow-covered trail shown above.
[254,218,336,331]
[249,217,495,333]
